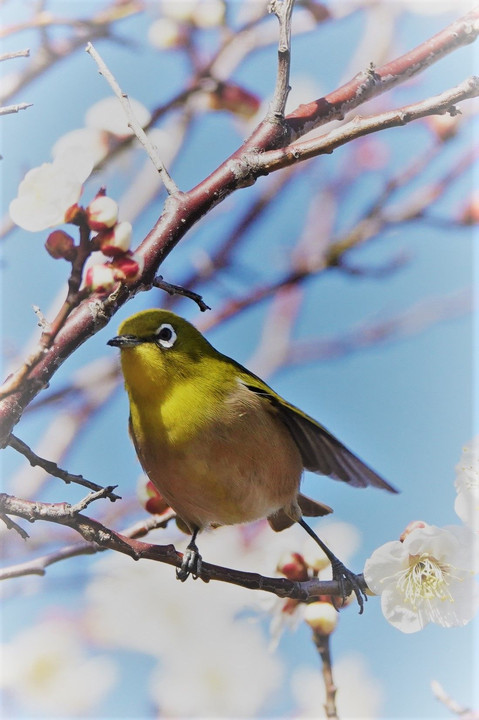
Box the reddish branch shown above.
[286,7,479,138]
[0,9,477,449]
[0,492,367,602]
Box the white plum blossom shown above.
[85,537,282,717]
[148,621,282,717]
[85,96,151,138]
[364,523,479,633]
[455,436,479,531]
[52,127,109,166]
[0,616,116,716]
[9,148,93,232]
[148,17,185,49]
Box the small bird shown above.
[108,309,397,610]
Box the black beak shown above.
[107,334,143,348]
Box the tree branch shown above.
[268,0,295,119]
[0,102,33,116]
[7,434,121,501]
[285,6,479,138]
[0,492,368,603]
[254,76,479,173]
[85,41,180,196]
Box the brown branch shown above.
[255,76,479,173]
[0,219,93,401]
[285,7,479,138]
[0,512,176,581]
[166,166,299,308]
[152,276,211,311]
[0,492,369,602]
[6,434,121,501]
[268,0,295,119]
[0,49,30,62]
[312,631,338,720]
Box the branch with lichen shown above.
[0,491,368,605]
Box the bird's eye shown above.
[155,323,177,349]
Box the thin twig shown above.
[312,631,339,719]
[268,0,295,119]
[85,41,180,196]
[0,49,30,62]
[7,434,121,501]
[152,276,210,312]
[0,102,33,115]
[431,680,479,719]
[0,512,176,581]
[0,512,30,540]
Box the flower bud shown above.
[137,477,171,515]
[277,552,309,581]
[86,195,118,231]
[84,264,118,294]
[427,113,460,141]
[97,221,132,257]
[148,17,186,49]
[304,601,338,635]
[45,230,76,261]
[111,251,144,283]
[303,545,330,574]
[399,520,427,542]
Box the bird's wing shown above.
[243,382,398,494]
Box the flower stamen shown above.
[397,553,458,608]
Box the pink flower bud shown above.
[84,264,118,294]
[45,230,76,261]
[277,552,309,581]
[86,195,118,231]
[111,251,144,283]
[138,478,171,516]
[304,601,338,635]
[97,221,132,257]
[399,520,427,542]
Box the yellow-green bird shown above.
[108,309,397,610]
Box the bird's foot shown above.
[330,558,367,614]
[176,539,202,582]
[297,517,367,613]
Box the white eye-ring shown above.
[155,323,177,348]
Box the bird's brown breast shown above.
[130,380,303,532]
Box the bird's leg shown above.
[176,527,202,581]
[298,518,367,614]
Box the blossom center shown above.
[397,553,456,607]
